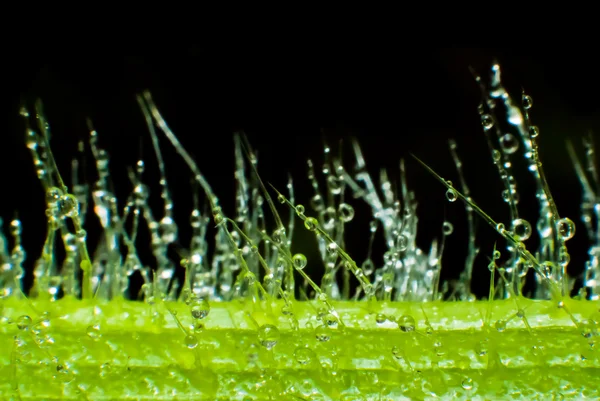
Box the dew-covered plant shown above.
[0,63,599,400]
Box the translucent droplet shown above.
[277,194,286,204]
[461,377,474,390]
[391,346,402,359]
[375,313,386,325]
[495,319,507,332]
[272,228,286,244]
[442,221,453,235]
[512,218,532,241]
[398,315,416,332]
[315,325,330,342]
[16,315,32,330]
[492,149,501,163]
[396,234,408,252]
[556,218,576,241]
[191,298,210,319]
[338,203,355,222]
[327,175,343,194]
[326,242,338,255]
[481,114,494,130]
[295,204,305,216]
[258,324,280,350]
[529,125,539,138]
[294,347,313,365]
[304,217,318,231]
[445,189,458,202]
[496,223,505,232]
[500,133,519,154]
[475,340,488,356]
[86,324,101,340]
[516,309,525,318]
[184,334,198,349]
[522,94,533,109]
[493,250,501,260]
[292,253,307,270]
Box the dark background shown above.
[2,47,599,298]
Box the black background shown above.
[2,47,599,298]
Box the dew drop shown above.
[496,223,505,232]
[315,325,330,342]
[495,319,507,332]
[493,250,501,260]
[16,315,32,330]
[184,334,198,349]
[258,324,280,350]
[445,189,458,202]
[492,149,501,163]
[295,204,305,216]
[512,218,532,241]
[461,377,474,390]
[338,203,355,222]
[556,218,576,241]
[522,94,533,109]
[375,313,387,325]
[481,114,494,130]
[86,324,101,340]
[500,133,519,154]
[277,194,286,204]
[442,221,453,236]
[529,125,539,138]
[190,298,210,319]
[398,315,416,332]
[326,242,338,255]
[304,217,318,231]
[292,253,308,270]
[391,346,402,359]
[294,347,313,365]
[396,234,408,252]
[327,175,343,194]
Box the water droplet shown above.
[398,315,416,332]
[522,94,533,109]
[500,133,519,154]
[213,213,224,225]
[294,347,313,365]
[481,114,494,130]
[326,242,338,255]
[475,340,488,356]
[324,313,338,327]
[375,313,386,325]
[191,298,210,319]
[492,149,502,163]
[556,218,576,241]
[396,234,408,252]
[512,218,532,241]
[184,334,198,349]
[493,250,501,260]
[445,189,458,202]
[277,194,286,204]
[461,377,474,390]
[442,221,453,236]
[292,253,307,270]
[496,223,505,232]
[304,217,318,231]
[16,315,32,330]
[338,203,355,222]
[327,175,343,194]
[295,204,305,216]
[86,324,101,340]
[516,309,525,318]
[529,125,539,138]
[315,325,330,342]
[272,228,286,244]
[391,346,402,359]
[258,324,280,350]
[495,319,507,332]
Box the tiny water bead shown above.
[16,315,32,330]
[295,204,306,216]
[86,324,101,340]
[304,217,318,231]
[500,133,519,154]
[398,315,416,332]
[376,313,387,325]
[556,217,576,241]
[277,194,286,204]
[461,377,474,391]
[338,203,355,222]
[481,114,494,130]
[522,94,533,109]
[315,325,330,342]
[184,334,199,349]
[495,319,507,332]
[512,218,532,241]
[442,221,454,236]
[258,324,280,350]
[445,188,458,202]
[190,298,210,319]
[294,347,314,365]
[292,253,308,270]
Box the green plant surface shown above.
[1,297,599,399]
